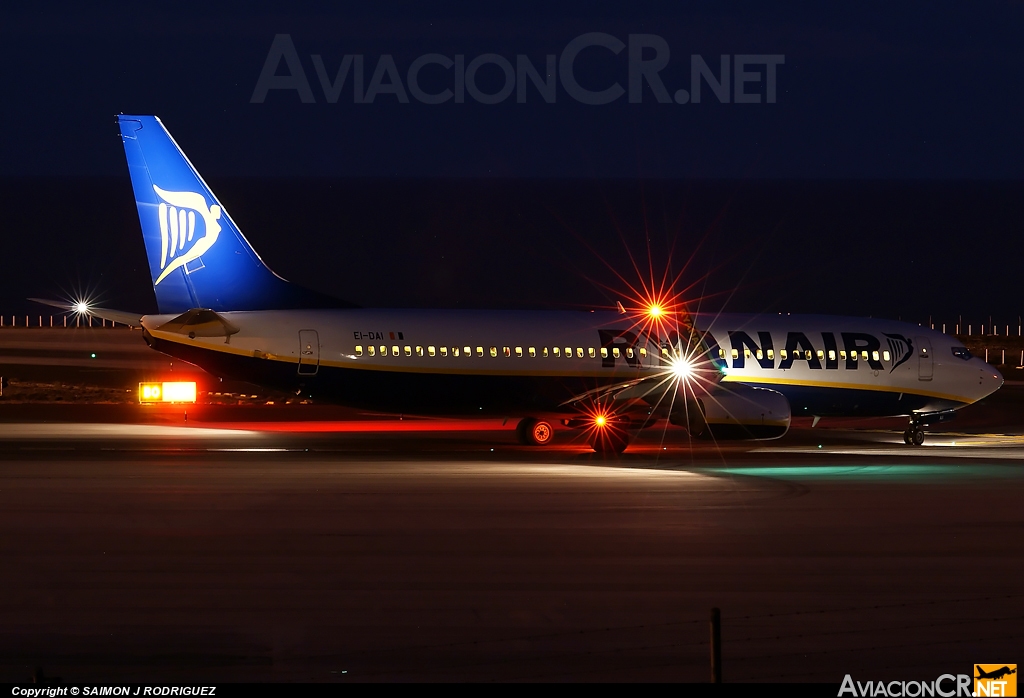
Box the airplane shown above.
[976,666,1016,681]
[37,115,1005,452]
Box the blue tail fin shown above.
[117,115,351,313]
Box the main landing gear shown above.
[590,429,630,455]
[516,417,555,446]
[903,421,925,446]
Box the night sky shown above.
[1,1,1022,323]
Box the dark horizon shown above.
[4,176,1021,326]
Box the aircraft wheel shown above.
[903,430,912,445]
[517,418,554,446]
[910,428,925,447]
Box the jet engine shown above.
[669,384,791,440]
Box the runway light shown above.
[139,381,197,404]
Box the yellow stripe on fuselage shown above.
[721,372,972,404]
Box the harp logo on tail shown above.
[153,185,222,286]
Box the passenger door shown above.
[915,336,933,381]
[298,330,319,375]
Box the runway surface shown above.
[0,422,1022,682]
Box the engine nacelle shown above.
[669,384,791,440]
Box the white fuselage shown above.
[140,309,1002,418]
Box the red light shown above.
[594,414,607,428]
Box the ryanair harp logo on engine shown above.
[153,185,222,286]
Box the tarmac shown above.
[0,418,1022,683]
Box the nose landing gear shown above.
[903,425,925,446]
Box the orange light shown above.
[594,414,607,428]
[647,304,664,318]
[139,381,197,404]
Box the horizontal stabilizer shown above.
[28,298,144,327]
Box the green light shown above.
[704,464,1024,482]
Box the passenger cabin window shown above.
[416,346,424,357]
[576,348,584,358]
[489,347,497,358]
[542,347,548,357]
[780,350,788,360]
[528,347,535,357]
[755,350,763,360]
[625,348,633,359]
[872,350,879,362]
[428,346,435,357]
[613,348,621,359]
[553,347,560,357]
[439,346,447,357]
[475,346,482,357]
[565,347,572,358]
[380,345,387,356]
[639,348,648,358]
[828,350,836,361]
[368,345,376,357]
[502,347,510,357]
[840,350,847,360]
[588,347,596,358]
[882,350,890,362]
[601,348,609,358]
[767,349,775,360]
[404,346,412,357]
[355,345,363,356]
[861,351,868,361]
[516,347,524,358]
[850,351,858,362]
[452,347,459,357]
[919,346,929,357]
[816,350,824,360]
[805,350,813,360]
[731,349,739,359]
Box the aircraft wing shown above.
[559,374,674,407]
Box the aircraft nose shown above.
[982,364,1004,397]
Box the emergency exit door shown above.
[298,330,319,375]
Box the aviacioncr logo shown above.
[153,185,222,286]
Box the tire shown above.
[517,418,554,446]
[911,428,925,447]
[903,430,912,445]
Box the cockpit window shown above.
[951,347,972,361]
